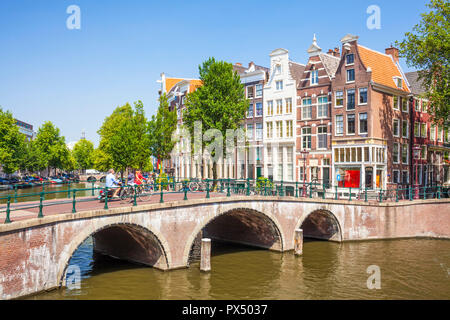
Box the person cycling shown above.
[134,170,146,186]
[106,169,121,198]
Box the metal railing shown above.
[0,178,447,224]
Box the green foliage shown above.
[34,121,69,172]
[19,140,47,173]
[0,108,26,174]
[183,57,248,147]
[73,139,94,171]
[63,151,77,172]
[396,0,450,124]
[97,101,152,176]
[183,57,248,181]
[256,177,273,192]
[148,93,177,170]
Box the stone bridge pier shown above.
[0,196,449,299]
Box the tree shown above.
[73,139,94,172]
[148,93,177,174]
[19,140,47,173]
[0,108,26,174]
[396,0,450,124]
[183,57,248,182]
[34,121,69,175]
[97,101,152,178]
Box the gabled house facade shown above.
[296,35,340,187]
[263,48,305,182]
[331,34,411,191]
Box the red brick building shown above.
[296,35,340,187]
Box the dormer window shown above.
[346,54,354,65]
[311,70,319,85]
[394,77,403,88]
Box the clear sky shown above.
[0,0,429,146]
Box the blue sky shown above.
[0,0,429,146]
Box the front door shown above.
[256,167,262,179]
[365,167,373,189]
[323,167,330,188]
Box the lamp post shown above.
[301,149,309,197]
[413,145,421,199]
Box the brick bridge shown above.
[1,196,449,299]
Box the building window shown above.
[276,99,283,114]
[277,148,283,180]
[347,69,355,82]
[287,148,293,181]
[317,96,328,118]
[302,127,311,149]
[255,84,263,97]
[336,115,344,135]
[247,124,254,140]
[247,86,254,99]
[393,143,399,164]
[414,123,420,137]
[276,80,283,90]
[395,78,403,89]
[393,96,399,110]
[299,166,305,182]
[393,119,400,137]
[267,101,273,116]
[256,103,263,117]
[275,64,281,74]
[422,100,428,113]
[438,126,443,142]
[402,144,408,164]
[445,127,449,143]
[347,89,355,110]
[256,123,263,141]
[276,121,283,138]
[311,70,319,85]
[302,98,312,119]
[402,171,409,184]
[285,98,292,114]
[347,114,355,134]
[402,120,408,138]
[359,113,368,134]
[402,98,408,113]
[317,126,327,149]
[415,98,420,111]
[286,120,293,138]
[430,124,436,141]
[346,53,354,65]
[256,147,261,161]
[393,170,400,184]
[247,104,253,118]
[421,145,427,160]
[335,91,344,107]
[359,87,368,105]
[267,122,273,138]
[421,123,427,138]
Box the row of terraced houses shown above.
[158,34,450,191]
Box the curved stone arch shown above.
[182,203,286,266]
[57,219,172,287]
[294,208,343,243]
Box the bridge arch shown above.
[295,209,343,242]
[57,220,171,287]
[183,205,285,266]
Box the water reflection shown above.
[28,238,450,300]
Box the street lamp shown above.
[413,145,421,199]
[301,149,309,197]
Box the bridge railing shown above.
[0,178,447,224]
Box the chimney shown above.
[333,47,340,58]
[385,46,399,63]
[327,49,334,55]
[235,62,242,67]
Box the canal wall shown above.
[0,196,449,300]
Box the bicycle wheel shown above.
[189,182,199,192]
[120,188,131,204]
[138,185,152,202]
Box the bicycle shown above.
[120,184,153,203]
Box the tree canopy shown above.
[73,139,94,171]
[396,0,450,124]
[183,57,248,179]
[0,108,26,174]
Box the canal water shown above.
[0,183,101,204]
[28,238,450,300]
